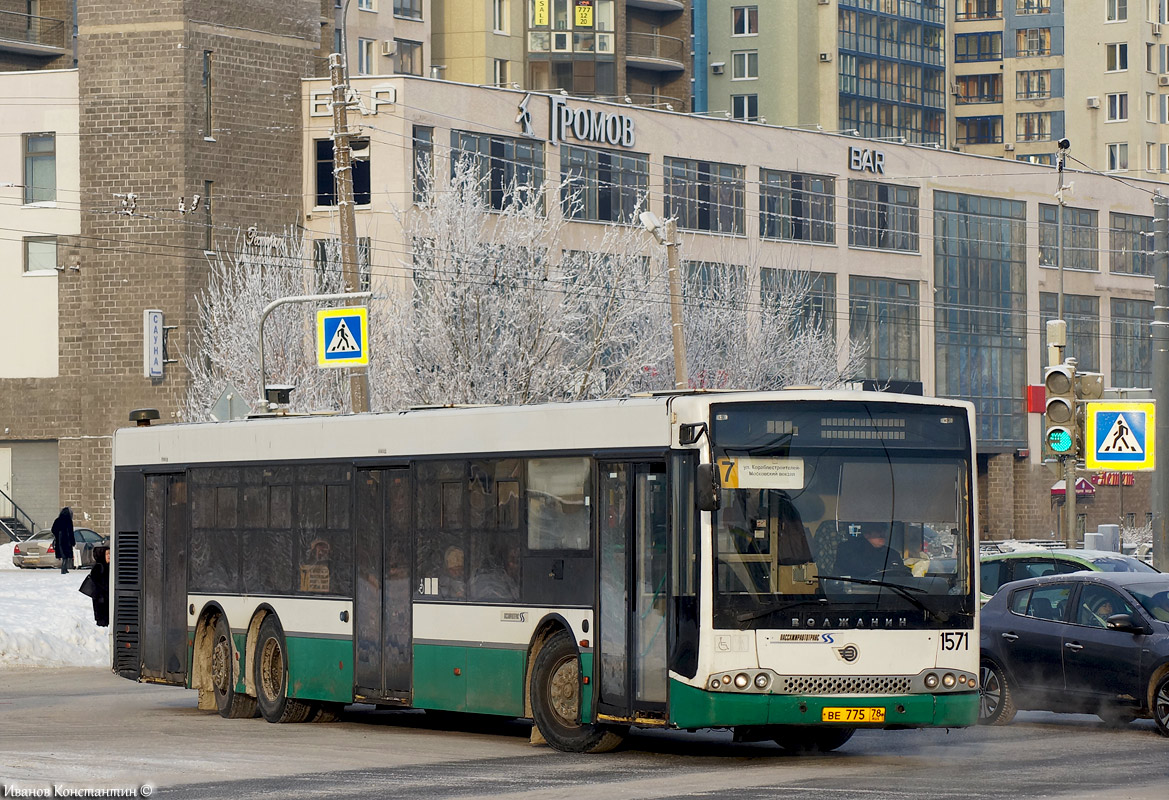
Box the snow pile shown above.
[0,541,111,668]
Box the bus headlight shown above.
[942,673,956,688]
[924,672,939,689]
[753,673,770,690]
[733,673,750,689]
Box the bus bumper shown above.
[668,679,978,730]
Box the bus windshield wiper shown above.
[816,574,947,623]
[735,597,829,623]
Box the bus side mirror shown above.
[696,463,720,512]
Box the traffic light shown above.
[1044,363,1077,457]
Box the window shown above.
[1149,42,1157,72]
[560,144,648,223]
[1039,204,1099,270]
[494,58,508,86]
[849,276,920,382]
[956,115,1003,144]
[202,51,213,140]
[357,38,376,74]
[731,94,758,120]
[1110,211,1153,275]
[664,157,745,235]
[1113,298,1153,388]
[315,139,372,206]
[204,180,213,251]
[395,39,422,75]
[413,125,433,204]
[1040,293,1100,372]
[527,458,590,550]
[1076,586,1134,629]
[955,74,1002,103]
[1107,0,1127,20]
[1108,92,1129,121]
[313,237,372,292]
[451,130,544,211]
[956,0,1001,19]
[1149,92,1158,122]
[731,50,758,79]
[955,32,1002,61]
[1016,69,1050,99]
[22,133,55,204]
[1108,142,1130,171]
[394,0,422,19]
[760,269,836,336]
[759,170,835,244]
[358,0,374,9]
[848,180,919,251]
[493,0,508,32]
[1016,111,1051,141]
[23,236,57,272]
[1016,0,1049,13]
[732,5,758,34]
[1016,28,1051,57]
[1107,43,1129,71]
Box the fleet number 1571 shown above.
[941,632,969,651]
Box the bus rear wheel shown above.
[211,614,257,719]
[530,631,625,754]
[255,615,314,723]
[773,726,855,753]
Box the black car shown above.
[979,571,1169,736]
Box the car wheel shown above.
[979,659,1017,726]
[1153,673,1169,738]
[211,614,258,719]
[773,726,855,753]
[254,615,314,724]
[529,631,625,753]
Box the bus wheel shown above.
[773,726,855,753]
[211,614,257,719]
[530,631,624,754]
[255,615,314,723]
[978,659,1017,726]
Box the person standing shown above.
[51,507,76,574]
[81,545,111,626]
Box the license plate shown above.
[821,706,885,723]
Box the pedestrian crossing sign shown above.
[1085,401,1155,471]
[316,307,368,368]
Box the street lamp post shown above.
[640,212,688,390]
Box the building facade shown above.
[302,75,1158,540]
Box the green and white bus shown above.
[111,390,979,753]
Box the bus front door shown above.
[597,462,669,720]
[354,467,413,704]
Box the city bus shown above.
[111,390,979,753]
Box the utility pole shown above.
[1152,192,1169,570]
[640,212,688,390]
[328,50,370,413]
[1054,138,1075,545]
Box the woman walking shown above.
[51,507,75,574]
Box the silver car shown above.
[12,528,108,569]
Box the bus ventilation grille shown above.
[114,532,141,678]
[778,676,912,695]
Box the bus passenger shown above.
[440,546,466,599]
[835,523,907,579]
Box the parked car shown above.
[11,528,108,569]
[979,571,1169,736]
[980,548,1158,604]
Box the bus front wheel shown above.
[255,615,314,723]
[530,631,625,754]
[211,614,257,719]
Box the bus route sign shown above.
[1084,401,1155,471]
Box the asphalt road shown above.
[1,667,1165,799]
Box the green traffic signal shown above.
[1047,427,1073,454]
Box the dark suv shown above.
[979,571,1169,736]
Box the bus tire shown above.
[211,614,257,719]
[255,615,314,724]
[530,630,625,754]
[978,659,1017,726]
[773,726,855,753]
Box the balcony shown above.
[0,9,68,57]
[626,32,685,72]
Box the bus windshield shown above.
[710,401,975,630]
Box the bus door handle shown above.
[1064,642,1083,652]
[549,559,564,580]
[1001,632,1019,642]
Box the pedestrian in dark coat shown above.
[51,507,76,574]
[82,545,111,627]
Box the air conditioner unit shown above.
[1086,96,1101,108]
[711,62,725,74]
[1159,74,1169,86]
[818,0,830,4]
[1154,22,1163,36]
[1004,143,1015,151]
[819,52,832,62]
[381,40,396,57]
